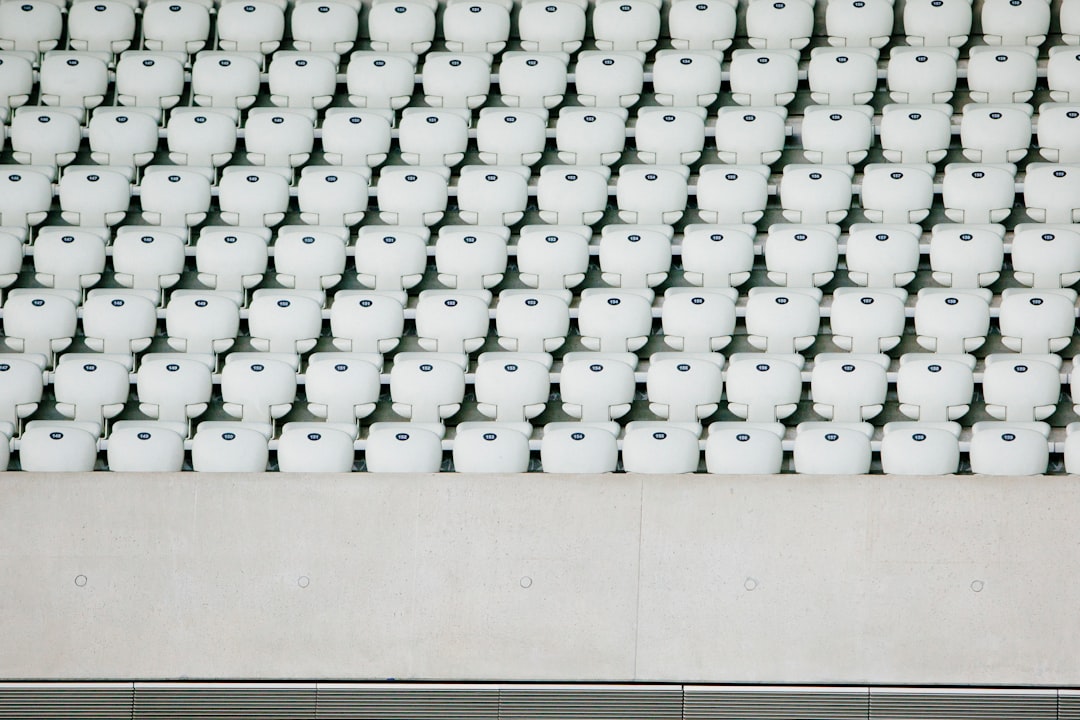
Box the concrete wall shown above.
[2,473,1078,684]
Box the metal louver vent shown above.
[684,685,869,720]
[870,688,1057,720]
[0,683,133,719]
[315,684,498,719]
[1058,691,1080,720]
[133,683,316,719]
[499,684,683,719]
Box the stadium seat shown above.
[1048,47,1080,103]
[902,0,970,46]
[364,423,444,472]
[928,224,1005,288]
[0,1,63,53]
[1010,224,1080,288]
[826,0,893,47]
[1064,1,1080,43]
[0,355,45,437]
[167,109,238,168]
[273,228,347,291]
[53,355,130,432]
[346,52,417,110]
[497,53,567,109]
[577,289,654,353]
[960,104,1033,164]
[745,0,814,49]
[792,422,873,474]
[680,224,756,288]
[217,0,284,55]
[19,422,98,472]
[165,291,241,356]
[615,165,689,224]
[704,422,786,474]
[667,0,735,50]
[1064,424,1080,474]
[115,53,185,113]
[11,108,82,170]
[778,164,854,223]
[136,355,213,427]
[304,354,381,425]
[515,226,590,290]
[452,422,532,473]
[1024,163,1080,223]
[559,353,637,421]
[277,424,356,473]
[968,422,1050,475]
[828,288,907,353]
[2,292,77,364]
[442,0,510,54]
[220,355,298,424]
[495,290,571,352]
[435,227,509,289]
[329,291,405,353]
[422,53,491,109]
[714,107,787,165]
[621,422,701,473]
[660,287,737,351]
[456,166,529,226]
[540,423,619,473]
[244,111,315,168]
[0,53,34,119]
[646,354,724,421]
[217,168,291,227]
[859,164,935,224]
[634,108,706,165]
[247,290,324,355]
[268,52,337,109]
[194,228,269,295]
[728,49,800,106]
[981,0,1050,45]
[191,423,270,472]
[81,290,158,360]
[88,110,159,170]
[886,48,958,104]
[913,288,992,353]
[695,165,770,224]
[896,354,975,421]
[389,353,466,422]
[296,167,369,226]
[879,423,961,475]
[139,168,213,228]
[191,53,261,111]
[536,166,610,225]
[476,108,548,165]
[556,108,627,165]
[290,1,360,55]
[376,166,450,225]
[517,0,586,53]
[33,228,107,291]
[1036,104,1080,162]
[941,164,1016,224]
[39,53,109,110]
[141,1,211,54]
[651,52,721,108]
[764,224,840,287]
[414,290,492,354]
[879,104,952,164]
[474,353,550,423]
[807,48,878,105]
[809,354,888,421]
[58,167,131,227]
[800,106,873,165]
[353,226,429,291]
[592,0,660,51]
[317,114,387,170]
[724,353,804,422]
[997,288,1077,354]
[367,0,436,54]
[982,354,1062,422]
[744,287,822,353]
[106,424,186,472]
[967,46,1038,104]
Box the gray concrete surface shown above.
[1,473,1077,683]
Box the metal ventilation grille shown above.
[498,684,683,719]
[0,683,133,719]
[133,683,317,719]
[314,684,498,719]
[870,689,1058,720]
[1057,691,1080,720]
[683,685,869,720]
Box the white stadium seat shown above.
[353,227,429,291]
[296,167,369,226]
[414,290,491,354]
[142,1,211,54]
[667,0,735,51]
[704,423,785,474]
[941,164,1017,224]
[269,52,337,109]
[81,290,157,359]
[398,107,475,167]
[714,107,787,165]
[646,354,724,421]
[191,53,261,111]
[725,353,804,422]
[635,108,706,165]
[33,229,107,291]
[0,355,45,436]
[376,166,450,225]
[981,0,1050,45]
[53,355,130,432]
[165,291,241,356]
[277,425,356,473]
[0,1,63,53]
[20,422,98,472]
[107,424,186,472]
[744,287,821,353]
[968,422,1050,476]
[809,354,888,422]
[422,53,491,109]
[518,0,586,53]
[914,288,992,354]
[1024,163,1080,223]
[728,49,799,106]
[11,108,82,170]
[621,422,701,473]
[364,423,444,472]
[217,168,291,227]
[217,0,284,55]
[290,1,360,55]
[516,226,591,290]
[982,354,1062,422]
[826,0,893,47]
[452,422,531,473]
[1036,104,1080,162]
[191,424,270,472]
[896,354,974,422]
[497,53,567,109]
[807,48,878,105]
[764,224,839,288]
[39,53,109,110]
[244,111,315,168]
[928,224,1005,288]
[536,165,610,225]
[879,423,961,475]
[304,354,381,425]
[651,52,721,108]
[167,109,238,168]
[793,423,873,475]
[859,164,935,225]
[194,229,269,294]
[136,356,213,426]
[443,0,510,54]
[477,108,548,165]
[221,355,298,424]
[389,354,466,423]
[887,48,958,104]
[960,104,1033,164]
[997,289,1077,354]
[800,106,873,165]
[745,0,814,50]
[615,165,689,224]
[556,108,627,165]
[330,291,406,353]
[879,104,952,164]
[88,110,159,170]
[367,0,436,54]
[966,46,1038,104]
[435,227,509,289]
[592,0,661,52]
[346,52,417,110]
[577,289,654,353]
[495,290,571,352]
[115,53,185,112]
[680,224,755,288]
[1048,47,1080,103]
[456,166,529,226]
[778,164,853,223]
[247,290,324,355]
[139,168,212,228]
[273,228,347,291]
[1010,224,1080,289]
[660,288,736,352]
[903,0,970,46]
[540,423,618,473]
[475,353,550,422]
[560,354,637,422]
[828,288,907,353]
[695,165,770,224]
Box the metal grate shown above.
[498,684,683,719]
[683,685,870,720]
[0,682,134,720]
[870,688,1058,720]
[133,682,317,719]
[315,684,498,719]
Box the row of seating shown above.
[5,349,1080,436]
[4,161,1080,232]
[7,102,1080,173]
[10,417,1079,476]
[4,0,1076,62]
[3,46,1079,118]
